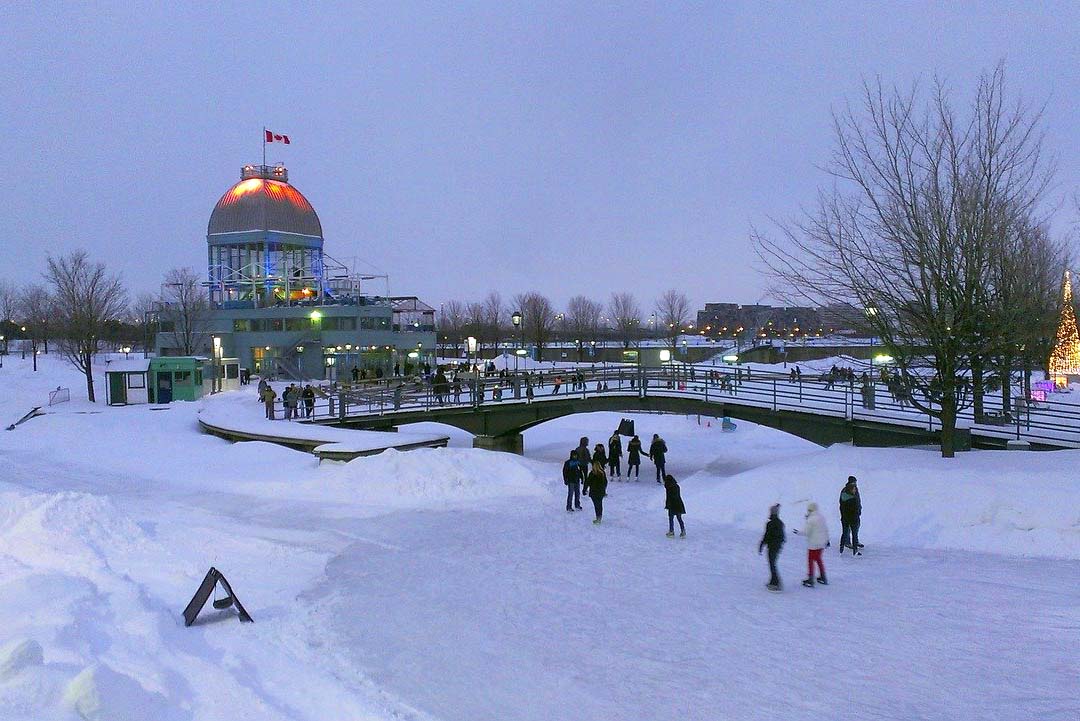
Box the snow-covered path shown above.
[309,489,1078,721]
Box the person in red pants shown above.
[797,502,830,587]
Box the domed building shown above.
[154,163,435,382]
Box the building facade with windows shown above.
[155,163,435,379]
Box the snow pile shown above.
[689,444,1080,560]
[310,447,550,510]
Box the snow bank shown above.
[689,444,1080,560]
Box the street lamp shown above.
[467,336,477,371]
[511,310,522,372]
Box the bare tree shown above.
[437,299,468,358]
[565,295,603,360]
[0,280,15,357]
[609,292,641,348]
[18,285,54,371]
[45,251,128,402]
[755,66,1051,457]
[655,290,691,350]
[513,292,556,360]
[159,267,211,356]
[465,301,487,354]
[483,291,504,354]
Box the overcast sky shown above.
[2,2,1077,312]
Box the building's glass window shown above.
[127,373,145,389]
[233,319,252,332]
[174,370,192,383]
[285,317,311,332]
[269,318,284,332]
[225,364,239,379]
[195,370,203,385]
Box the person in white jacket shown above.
[799,502,830,587]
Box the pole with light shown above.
[0,334,4,368]
[511,310,522,373]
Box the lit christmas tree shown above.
[1048,270,1080,383]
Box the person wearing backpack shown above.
[562,450,582,512]
[607,431,623,480]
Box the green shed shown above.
[149,357,208,403]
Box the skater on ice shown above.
[587,461,608,524]
[626,435,643,480]
[592,442,608,473]
[577,437,592,495]
[607,430,622,480]
[759,503,786,591]
[663,474,686,537]
[648,433,668,483]
[795,502,829,587]
[563,450,582,512]
[839,476,863,555]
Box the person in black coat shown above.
[759,503,786,591]
[577,437,592,494]
[648,434,668,483]
[663,474,686,537]
[586,461,608,524]
[562,450,582,512]
[607,431,623,480]
[592,443,607,471]
[839,476,863,554]
[626,435,643,479]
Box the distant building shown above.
[155,163,435,379]
[695,301,864,339]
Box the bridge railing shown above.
[258,365,1080,448]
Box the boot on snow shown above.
[679,531,686,538]
[802,578,815,588]
[766,583,781,592]
[666,531,675,537]
[817,576,828,586]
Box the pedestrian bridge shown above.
[293,366,1073,453]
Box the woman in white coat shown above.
[798,502,830,587]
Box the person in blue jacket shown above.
[562,450,582,512]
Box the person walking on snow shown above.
[839,476,863,555]
[262,385,277,420]
[608,431,623,480]
[587,461,608,524]
[759,504,786,591]
[626,435,643,480]
[648,434,668,483]
[563,450,582,512]
[663,474,686,537]
[577,437,592,495]
[796,502,830,587]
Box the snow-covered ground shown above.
[0,353,1076,720]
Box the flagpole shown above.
[262,126,267,167]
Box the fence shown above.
[255,365,1080,448]
[48,387,70,406]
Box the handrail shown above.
[260,365,1080,449]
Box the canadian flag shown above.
[265,129,290,144]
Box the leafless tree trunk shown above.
[19,285,54,371]
[755,66,1052,457]
[513,292,556,360]
[45,251,128,402]
[483,291,504,355]
[655,290,691,350]
[160,267,211,356]
[565,295,602,361]
[437,299,468,357]
[609,292,641,348]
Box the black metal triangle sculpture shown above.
[183,567,254,626]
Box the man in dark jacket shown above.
[648,434,668,483]
[839,476,863,554]
[576,437,592,494]
[563,451,582,512]
[759,503,786,591]
[607,431,623,480]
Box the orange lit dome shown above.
[208,168,322,238]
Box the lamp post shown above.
[1,334,5,368]
[467,335,477,372]
[511,310,522,373]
